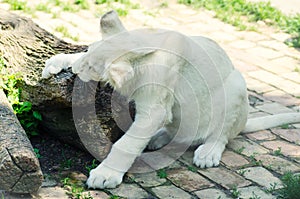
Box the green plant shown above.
[231,186,241,198]
[160,1,168,8]
[157,169,167,178]
[265,182,278,194]
[33,148,41,159]
[0,57,42,137]
[94,0,139,18]
[59,1,79,12]
[274,147,283,156]
[237,169,249,176]
[280,123,291,129]
[85,159,99,173]
[143,10,156,17]
[52,11,61,19]
[3,0,28,10]
[61,158,74,169]
[74,0,90,9]
[249,191,261,199]
[49,0,62,6]
[109,195,121,199]
[277,172,300,199]
[234,146,245,154]
[35,3,51,13]
[95,0,131,5]
[62,177,71,186]
[265,164,273,170]
[61,177,93,199]
[187,165,197,172]
[249,153,262,166]
[114,8,128,16]
[83,192,93,199]
[55,25,79,41]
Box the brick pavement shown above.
[1,0,300,198]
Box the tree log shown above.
[0,89,43,193]
[0,9,124,192]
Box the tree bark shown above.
[0,9,124,192]
[0,89,43,193]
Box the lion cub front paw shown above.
[193,143,225,168]
[86,164,124,189]
[42,54,73,79]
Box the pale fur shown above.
[42,11,300,189]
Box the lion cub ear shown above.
[128,48,155,59]
[107,61,134,89]
[106,49,155,88]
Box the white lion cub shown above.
[42,11,300,189]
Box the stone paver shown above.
[179,150,194,165]
[271,129,300,145]
[151,185,192,199]
[270,56,299,71]
[227,138,269,157]
[109,184,149,199]
[194,188,230,199]
[246,46,283,59]
[248,111,271,118]
[167,169,214,191]
[82,191,110,199]
[248,106,259,113]
[231,59,258,73]
[33,187,68,199]
[198,167,252,189]
[282,72,300,84]
[237,186,274,199]
[221,150,249,168]
[261,140,300,157]
[245,77,276,94]
[238,167,282,189]
[255,154,300,175]
[263,90,300,106]
[246,130,276,141]
[256,60,293,74]
[258,40,289,51]
[229,40,256,49]
[1,0,300,198]
[133,171,166,187]
[255,102,294,114]
[248,70,288,91]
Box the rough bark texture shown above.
[0,89,43,193]
[0,10,124,192]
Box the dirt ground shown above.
[30,132,97,183]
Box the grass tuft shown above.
[75,0,90,10]
[157,168,168,178]
[277,172,300,199]
[55,25,79,41]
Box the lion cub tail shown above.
[242,113,300,133]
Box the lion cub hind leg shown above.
[147,127,172,150]
[193,70,248,168]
